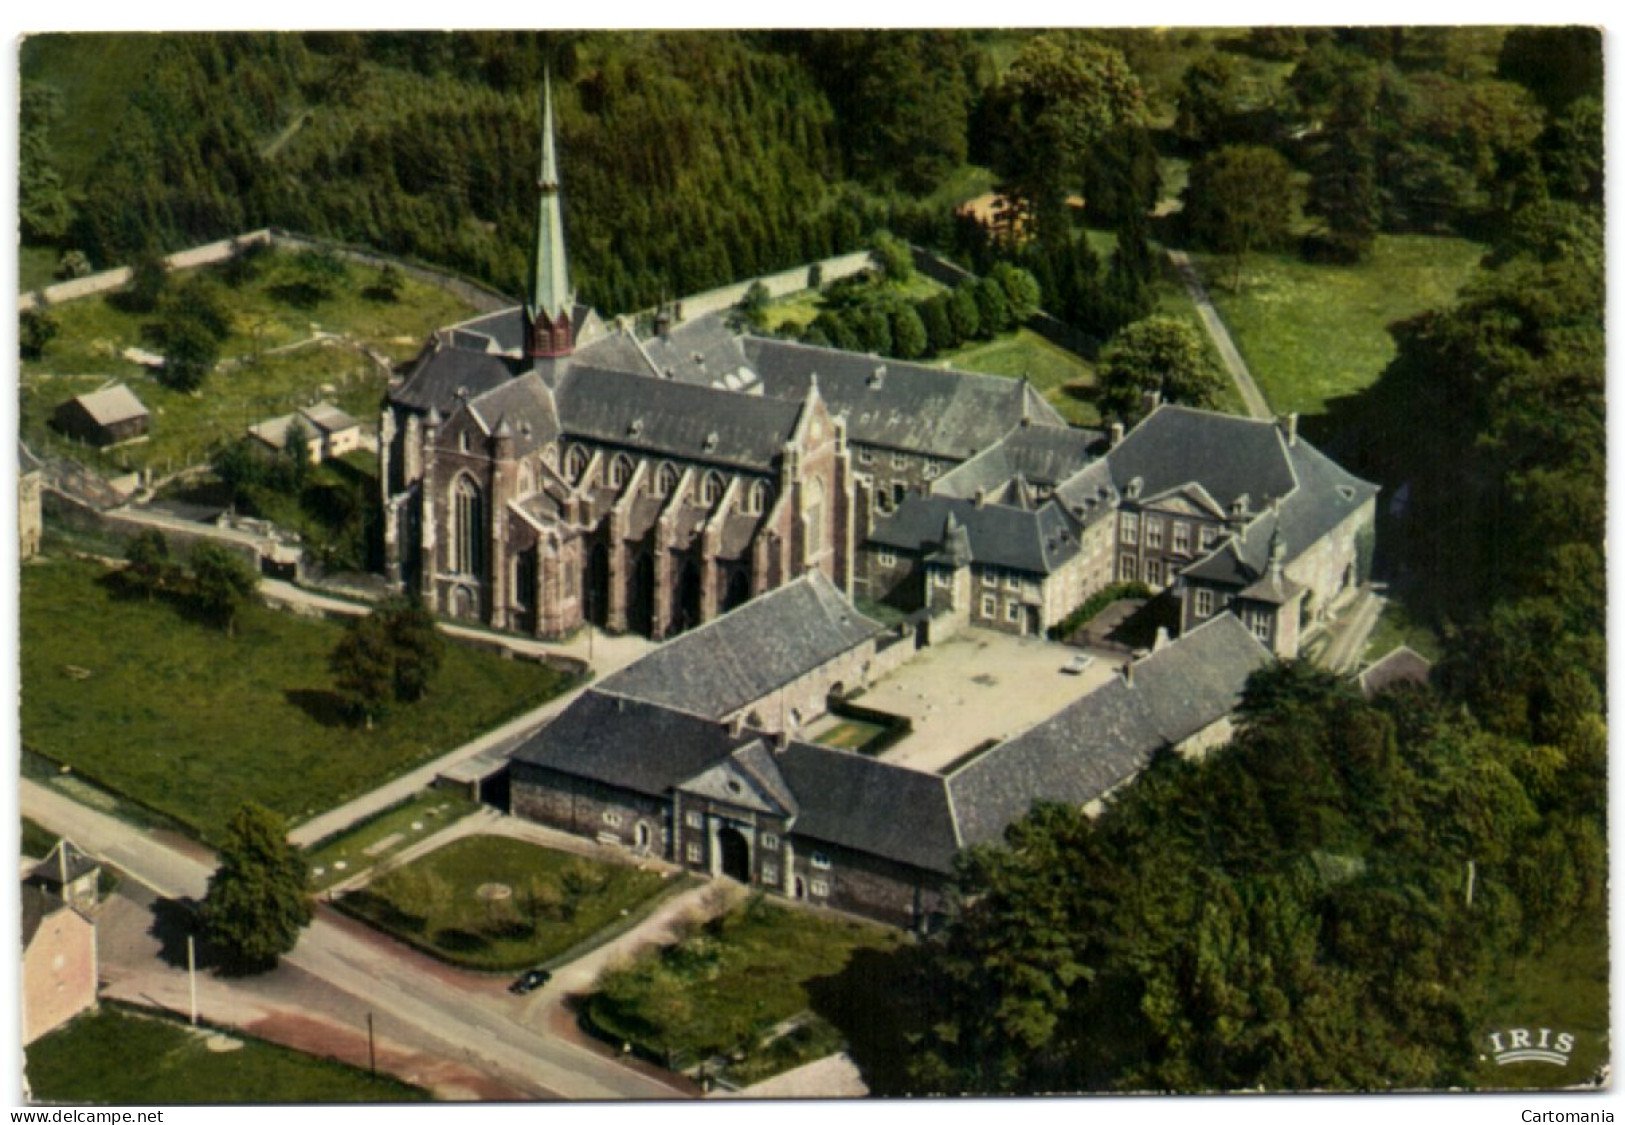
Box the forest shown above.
[19,26,1606,1094]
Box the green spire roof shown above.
[529,69,572,323]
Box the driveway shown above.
[1165,248,1272,420]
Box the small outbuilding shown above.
[249,401,362,463]
[52,384,150,447]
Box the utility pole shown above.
[187,935,198,1026]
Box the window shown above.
[686,842,704,864]
[685,810,704,829]
[459,431,471,453]
[803,477,825,556]
[1120,512,1139,545]
[762,862,779,884]
[703,471,725,506]
[1249,610,1274,643]
[892,451,909,469]
[761,833,779,851]
[1145,558,1162,585]
[981,568,997,586]
[933,569,951,588]
[859,447,874,465]
[924,459,941,479]
[1146,517,1164,550]
[1195,588,1214,618]
[1006,601,1021,623]
[1003,572,1020,590]
[892,483,906,507]
[565,444,590,484]
[746,480,773,516]
[1172,522,1190,554]
[653,462,679,498]
[810,878,829,897]
[602,811,621,827]
[452,476,484,576]
[610,453,634,488]
[877,549,896,568]
[981,593,997,618]
[812,851,831,870]
[1119,554,1138,582]
[1200,524,1220,551]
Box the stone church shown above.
[381,76,1376,659]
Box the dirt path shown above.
[1165,248,1272,420]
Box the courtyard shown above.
[805,627,1125,774]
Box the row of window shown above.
[1120,513,1220,555]
[979,593,1026,624]
[679,810,830,867]
[562,445,774,514]
[856,447,941,477]
[1189,585,1274,642]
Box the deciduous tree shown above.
[200,803,313,970]
[187,542,259,636]
[1097,316,1224,420]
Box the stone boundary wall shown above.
[656,250,875,324]
[21,229,514,315]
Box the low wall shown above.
[654,250,875,325]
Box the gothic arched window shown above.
[610,453,634,489]
[746,480,773,516]
[655,462,680,498]
[702,471,726,506]
[565,444,590,484]
[452,475,484,576]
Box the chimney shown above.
[729,713,745,737]
[1109,421,1125,447]
[974,489,987,509]
[1141,389,1162,416]
[775,728,791,751]
[1153,626,1170,652]
[1282,412,1299,446]
[1121,659,1135,687]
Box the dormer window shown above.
[628,418,644,438]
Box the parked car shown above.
[1061,653,1095,675]
[510,968,552,994]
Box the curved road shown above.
[21,777,690,1101]
[1165,249,1272,420]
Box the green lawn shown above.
[21,817,60,859]
[942,328,1100,427]
[1475,917,1609,1090]
[304,788,481,892]
[587,897,901,1077]
[1195,234,1485,417]
[342,835,678,971]
[813,719,887,752]
[19,556,574,843]
[25,1006,426,1104]
[20,246,60,294]
[20,247,477,474]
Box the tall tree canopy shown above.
[200,803,314,970]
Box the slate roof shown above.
[511,691,747,798]
[641,315,757,389]
[1050,459,1121,531]
[21,885,65,947]
[869,494,1083,575]
[392,343,521,413]
[1359,645,1433,698]
[738,337,1060,459]
[555,364,804,472]
[32,840,99,888]
[678,741,798,817]
[467,373,561,455]
[1108,404,1298,512]
[72,385,148,426]
[300,402,360,434]
[777,743,961,874]
[947,614,1272,848]
[596,572,883,721]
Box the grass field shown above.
[1195,234,1485,417]
[812,719,887,752]
[20,247,476,474]
[304,788,481,892]
[25,1006,427,1104]
[588,896,901,1078]
[342,836,677,971]
[19,555,574,843]
[943,328,1100,427]
[1475,917,1609,1090]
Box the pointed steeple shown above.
[526,68,575,359]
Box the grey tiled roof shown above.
[1109,405,1297,512]
[739,338,1059,459]
[392,344,521,413]
[597,572,883,721]
[555,364,804,472]
[869,494,1083,575]
[510,691,745,798]
[777,742,961,874]
[947,614,1272,848]
[678,741,795,815]
[641,315,756,388]
[468,373,561,455]
[1359,645,1433,697]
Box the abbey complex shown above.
[379,78,1379,926]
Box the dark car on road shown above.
[510,969,552,994]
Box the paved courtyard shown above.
[809,628,1126,774]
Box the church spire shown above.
[526,68,574,359]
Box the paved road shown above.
[1165,249,1272,420]
[21,780,690,1101]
